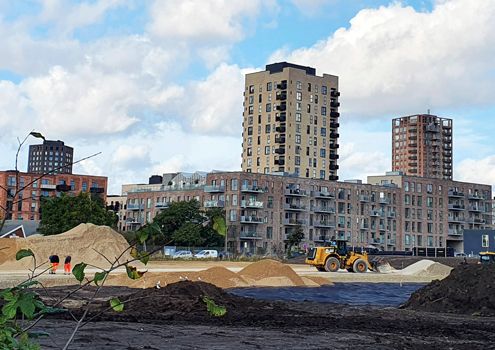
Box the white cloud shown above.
[291,0,336,16]
[456,156,495,187]
[270,0,495,118]
[111,144,153,170]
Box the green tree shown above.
[286,225,304,258]
[151,200,225,247]
[39,192,117,235]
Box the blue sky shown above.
[0,0,494,194]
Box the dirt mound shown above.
[81,281,280,323]
[0,224,133,270]
[403,263,495,316]
[108,266,249,289]
[238,259,306,286]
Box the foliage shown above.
[39,192,117,236]
[151,200,225,247]
[109,298,124,312]
[202,296,227,317]
[286,225,305,258]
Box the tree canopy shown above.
[146,200,225,247]
[286,225,305,257]
[39,193,117,235]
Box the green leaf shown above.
[94,271,107,286]
[39,306,66,315]
[17,280,41,289]
[202,296,227,317]
[138,252,150,266]
[18,294,36,319]
[2,301,18,319]
[15,249,34,261]
[212,216,227,236]
[136,230,149,245]
[72,262,87,282]
[28,330,50,338]
[125,265,146,280]
[110,298,124,312]
[1,290,15,302]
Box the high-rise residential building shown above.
[392,114,453,180]
[241,62,341,181]
[28,140,74,174]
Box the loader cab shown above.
[479,252,495,264]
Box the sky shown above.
[1,0,495,194]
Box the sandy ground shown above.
[0,260,448,289]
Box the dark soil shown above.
[403,263,495,316]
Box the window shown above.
[295,135,301,144]
[265,146,270,155]
[266,227,273,239]
[248,106,253,114]
[321,106,326,115]
[296,81,302,90]
[267,82,272,91]
[320,170,325,179]
[320,128,326,137]
[249,85,254,94]
[296,91,302,101]
[249,95,253,104]
[231,179,238,190]
[307,83,311,92]
[266,103,271,112]
[295,113,301,122]
[296,102,302,111]
[320,149,326,157]
[265,125,270,133]
[321,85,327,95]
[482,234,489,248]
[307,104,311,113]
[248,127,253,136]
[82,182,87,192]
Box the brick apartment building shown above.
[0,171,108,221]
[242,62,341,180]
[392,114,453,179]
[125,171,491,254]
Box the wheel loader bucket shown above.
[369,257,393,273]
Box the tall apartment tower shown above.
[392,114,453,180]
[28,140,74,174]
[241,62,341,180]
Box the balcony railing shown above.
[468,194,484,200]
[379,197,390,205]
[240,216,264,224]
[127,203,144,211]
[241,185,265,193]
[155,202,169,209]
[359,195,370,202]
[468,206,482,212]
[283,218,306,226]
[369,210,384,217]
[448,229,462,236]
[285,188,307,196]
[204,200,225,208]
[204,185,225,193]
[448,204,465,211]
[284,203,306,211]
[448,216,465,223]
[239,231,262,239]
[448,190,464,197]
[241,200,264,208]
[311,206,335,214]
[313,220,335,228]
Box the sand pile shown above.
[403,264,495,316]
[397,259,452,277]
[238,259,306,287]
[0,223,133,270]
[106,259,331,289]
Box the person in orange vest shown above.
[64,256,72,275]
[49,255,60,274]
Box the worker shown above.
[64,256,72,275]
[49,255,60,274]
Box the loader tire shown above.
[325,257,340,272]
[316,267,326,272]
[353,259,368,273]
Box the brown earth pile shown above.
[402,263,495,316]
[107,266,250,289]
[0,223,133,270]
[238,259,306,286]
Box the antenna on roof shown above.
[427,109,430,115]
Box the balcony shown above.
[468,205,482,212]
[204,200,225,208]
[275,126,286,133]
[241,200,264,208]
[126,218,142,225]
[330,90,340,97]
[274,148,285,154]
[330,111,340,118]
[448,229,462,236]
[241,185,265,193]
[311,190,334,199]
[369,210,384,217]
[284,203,306,211]
[56,184,72,192]
[329,164,339,171]
[276,81,287,90]
[284,218,306,226]
[311,205,335,214]
[276,92,287,100]
[90,187,105,194]
[468,194,484,200]
[127,203,144,211]
[204,185,225,193]
[472,218,486,224]
[379,197,390,205]
[275,103,287,111]
[359,195,370,202]
[239,231,262,240]
[360,223,369,230]
[426,124,440,133]
[448,190,464,198]
[329,175,339,181]
[329,143,339,149]
[274,158,285,166]
[379,225,386,231]
[387,211,396,218]
[448,216,465,223]
[372,238,384,244]
[40,184,57,190]
[313,220,335,228]
[387,239,396,246]
[329,153,339,160]
[285,188,307,196]
[155,201,170,209]
[330,101,340,108]
[275,114,286,122]
[275,136,286,144]
[240,216,264,224]
[448,204,465,211]
[329,133,340,138]
[329,122,340,129]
